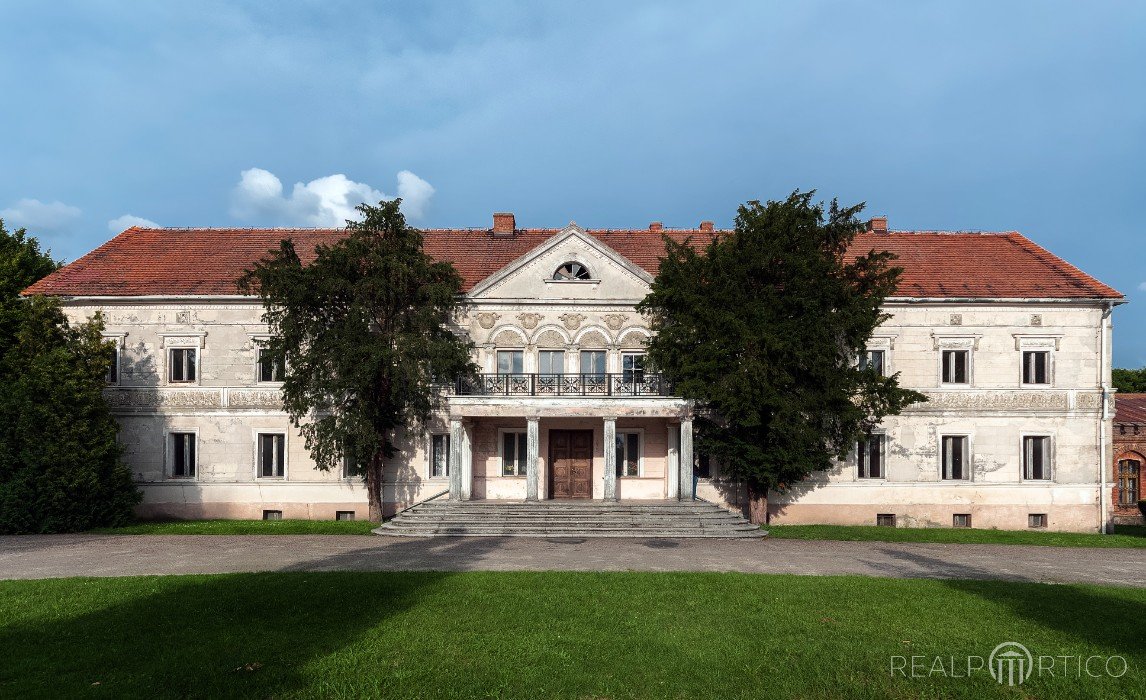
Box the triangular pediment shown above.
[467,225,654,302]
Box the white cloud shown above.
[0,198,82,233]
[230,168,435,226]
[108,214,160,232]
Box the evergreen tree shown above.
[239,200,475,520]
[0,220,139,533]
[637,192,926,523]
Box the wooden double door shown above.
[548,430,593,499]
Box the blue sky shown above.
[1,2,1144,363]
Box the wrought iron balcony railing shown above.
[453,373,675,397]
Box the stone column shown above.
[603,416,617,500]
[525,416,540,501]
[449,418,466,501]
[679,417,694,501]
[666,423,680,499]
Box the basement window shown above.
[336,511,356,521]
[876,514,896,527]
[262,510,282,521]
[1028,513,1047,529]
[952,513,972,528]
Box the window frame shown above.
[496,349,524,375]
[1118,458,1141,505]
[856,432,886,480]
[428,432,451,479]
[538,350,566,376]
[859,349,887,377]
[579,350,607,377]
[620,352,646,382]
[256,347,285,384]
[498,429,529,477]
[1021,434,1054,481]
[166,428,199,480]
[939,348,971,386]
[939,434,972,481]
[615,428,643,478]
[102,333,125,385]
[254,432,288,480]
[167,347,199,384]
[1020,350,1053,387]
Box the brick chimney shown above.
[649,221,664,232]
[699,221,715,232]
[866,216,888,234]
[492,212,516,234]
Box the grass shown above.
[90,518,378,535]
[0,572,1142,699]
[767,523,1146,548]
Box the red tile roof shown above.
[23,226,1122,300]
[1116,394,1146,426]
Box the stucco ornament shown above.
[559,313,587,331]
[516,313,543,330]
[476,312,501,330]
[603,314,628,331]
[175,310,190,324]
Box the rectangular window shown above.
[1022,350,1050,385]
[262,510,282,521]
[1118,459,1140,505]
[105,343,119,384]
[615,431,640,477]
[538,350,565,376]
[502,431,528,476]
[580,350,606,377]
[342,453,366,479]
[1023,436,1051,480]
[430,434,450,478]
[257,348,284,383]
[1028,513,1047,529]
[257,433,286,478]
[857,434,883,479]
[941,436,969,480]
[496,350,523,375]
[170,432,196,478]
[696,452,712,479]
[336,511,356,521]
[860,349,886,376]
[952,513,972,528]
[941,350,968,384]
[876,513,896,527]
[621,353,646,382]
[169,348,196,383]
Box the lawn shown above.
[766,523,1146,548]
[0,572,1141,699]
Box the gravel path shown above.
[1,534,1143,587]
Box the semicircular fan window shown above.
[553,261,592,281]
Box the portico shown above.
[446,392,695,502]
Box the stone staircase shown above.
[376,499,764,538]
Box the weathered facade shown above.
[25,214,1123,531]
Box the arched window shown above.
[553,261,592,281]
[1118,458,1140,505]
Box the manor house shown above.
[25,213,1123,532]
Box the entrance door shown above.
[548,430,593,498]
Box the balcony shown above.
[453,373,675,397]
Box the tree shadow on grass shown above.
[0,536,504,698]
[866,546,1146,656]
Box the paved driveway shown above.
[1,534,1143,586]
